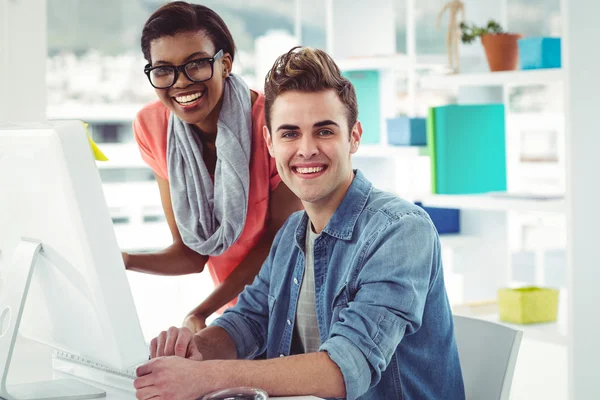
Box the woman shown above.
[124,1,301,332]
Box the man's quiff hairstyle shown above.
[264,46,358,134]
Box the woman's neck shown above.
[194,96,223,137]
[193,89,257,138]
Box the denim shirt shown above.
[213,170,465,400]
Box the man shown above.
[133,47,465,400]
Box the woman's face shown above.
[149,31,232,129]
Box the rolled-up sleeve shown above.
[211,227,285,359]
[320,212,438,400]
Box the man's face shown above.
[264,89,362,206]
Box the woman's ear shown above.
[221,53,233,78]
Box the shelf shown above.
[354,144,425,158]
[476,312,567,346]
[420,194,565,213]
[113,222,171,252]
[47,103,143,123]
[94,143,148,169]
[453,295,568,346]
[336,54,410,71]
[420,68,563,89]
[102,182,161,209]
[439,234,480,248]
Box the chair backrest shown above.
[453,315,523,400]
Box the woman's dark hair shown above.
[141,1,235,64]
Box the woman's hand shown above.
[183,312,207,334]
[150,326,204,361]
[121,251,130,269]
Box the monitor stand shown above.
[0,239,105,400]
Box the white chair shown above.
[453,315,523,400]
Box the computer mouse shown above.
[201,386,269,400]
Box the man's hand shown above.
[134,356,215,400]
[183,312,207,334]
[150,327,203,360]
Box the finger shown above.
[133,373,154,390]
[174,328,193,358]
[164,326,179,356]
[136,359,155,377]
[135,385,159,400]
[156,331,167,358]
[149,337,158,359]
[187,340,203,361]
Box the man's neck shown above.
[303,172,355,234]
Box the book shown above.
[433,104,507,194]
[426,107,437,193]
[342,70,381,145]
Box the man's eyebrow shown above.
[276,124,300,131]
[313,120,339,128]
[153,52,212,66]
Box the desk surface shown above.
[8,336,320,400]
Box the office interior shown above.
[1,0,599,399]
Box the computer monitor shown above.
[0,121,148,398]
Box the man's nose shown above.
[297,135,319,158]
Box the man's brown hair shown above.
[264,46,358,134]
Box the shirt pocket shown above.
[268,294,277,319]
[331,283,349,323]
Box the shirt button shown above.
[294,278,299,285]
[287,319,291,325]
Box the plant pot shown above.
[481,33,523,72]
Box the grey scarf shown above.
[167,74,252,256]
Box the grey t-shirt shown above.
[295,220,321,353]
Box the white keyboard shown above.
[52,350,139,393]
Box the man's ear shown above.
[350,121,363,154]
[263,125,275,157]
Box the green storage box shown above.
[497,286,559,324]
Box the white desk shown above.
[8,337,320,400]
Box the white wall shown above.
[330,0,395,59]
[565,0,600,397]
[0,0,46,122]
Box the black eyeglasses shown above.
[144,49,224,89]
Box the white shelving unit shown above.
[94,143,146,169]
[453,291,569,347]
[438,234,480,249]
[354,144,424,159]
[420,68,563,88]
[336,54,410,72]
[421,194,566,214]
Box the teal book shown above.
[433,104,507,194]
[342,70,380,145]
[426,107,437,193]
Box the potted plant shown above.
[459,19,523,72]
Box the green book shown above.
[342,70,380,145]
[434,104,507,194]
[426,107,437,193]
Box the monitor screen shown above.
[0,121,148,370]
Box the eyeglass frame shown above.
[143,49,224,89]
